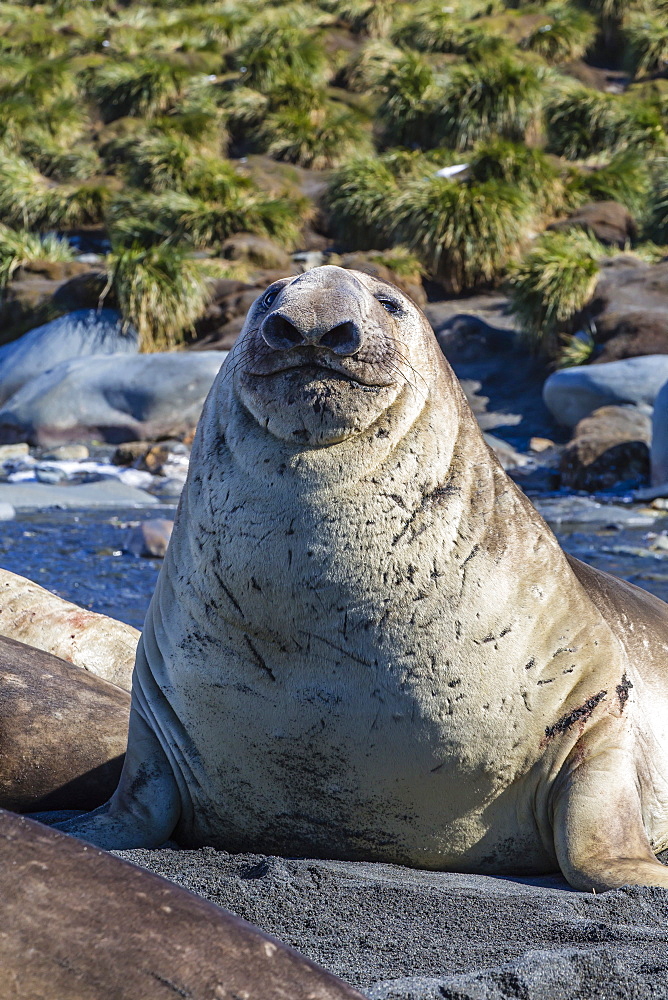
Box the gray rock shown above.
[114,848,668,1000]
[533,495,658,529]
[588,257,668,363]
[0,479,157,509]
[41,444,90,461]
[0,443,29,460]
[543,355,668,427]
[652,378,668,486]
[124,518,174,557]
[0,351,227,447]
[0,502,15,520]
[0,309,138,407]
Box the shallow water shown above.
[0,506,176,629]
[2,503,668,630]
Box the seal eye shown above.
[377,297,401,314]
[263,289,279,309]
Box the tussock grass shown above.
[468,139,564,214]
[394,176,531,292]
[103,239,215,352]
[0,226,74,291]
[626,9,668,77]
[263,104,370,168]
[546,87,666,159]
[438,58,546,150]
[325,156,399,248]
[564,151,650,216]
[520,3,597,64]
[506,230,607,353]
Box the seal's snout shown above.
[260,312,363,357]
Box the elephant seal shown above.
[0,810,364,1000]
[57,266,668,892]
[0,634,129,811]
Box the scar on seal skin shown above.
[49,265,668,893]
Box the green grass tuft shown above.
[0,225,74,291]
[506,230,608,354]
[394,175,531,292]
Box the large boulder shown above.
[588,257,668,362]
[0,351,226,446]
[548,201,637,249]
[0,567,139,690]
[543,355,668,427]
[651,378,668,486]
[0,309,138,407]
[560,405,651,492]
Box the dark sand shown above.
[115,848,668,999]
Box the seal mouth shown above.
[243,347,396,388]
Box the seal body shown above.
[0,634,128,811]
[0,810,364,1000]
[58,266,668,891]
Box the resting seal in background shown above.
[0,634,128,812]
[57,265,668,892]
[0,810,364,1000]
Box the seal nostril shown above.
[261,314,303,350]
[320,321,361,355]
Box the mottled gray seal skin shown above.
[0,634,128,812]
[58,266,668,891]
[0,810,364,1000]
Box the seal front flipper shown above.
[552,733,668,891]
[55,708,181,850]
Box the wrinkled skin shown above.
[56,267,668,891]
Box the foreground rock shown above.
[543,354,668,427]
[0,309,137,407]
[0,567,138,690]
[0,351,226,446]
[117,847,668,1000]
[2,813,363,1000]
[560,404,651,492]
[589,257,668,362]
[0,479,158,508]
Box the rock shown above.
[0,309,138,407]
[588,257,668,362]
[192,280,265,351]
[40,444,90,461]
[34,464,69,484]
[112,441,154,466]
[652,377,668,486]
[336,251,427,308]
[0,351,226,447]
[124,518,174,558]
[0,567,139,689]
[0,479,158,509]
[548,201,637,248]
[51,270,109,312]
[532,495,658,529]
[220,233,292,271]
[115,847,668,1000]
[543,355,668,427]
[0,443,29,460]
[483,432,532,471]
[560,405,651,492]
[529,437,555,453]
[0,502,14,520]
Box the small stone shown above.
[0,443,29,460]
[0,502,15,520]
[529,437,555,453]
[124,519,174,558]
[35,465,69,484]
[41,445,90,461]
[651,498,668,510]
[651,532,668,549]
[112,442,153,466]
